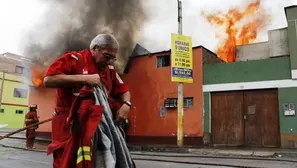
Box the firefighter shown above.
[24,104,39,149]
[43,34,134,168]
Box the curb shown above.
[128,145,191,153]
[128,145,297,159]
[0,136,51,143]
[275,152,297,158]
[2,140,297,159]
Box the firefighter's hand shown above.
[115,104,130,125]
[84,74,101,87]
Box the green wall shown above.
[202,56,295,135]
[278,87,297,134]
[0,105,27,128]
[203,56,291,85]
[204,88,297,134]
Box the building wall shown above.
[285,6,297,79]
[278,87,297,148]
[202,48,223,64]
[203,56,297,148]
[28,86,56,133]
[0,72,31,128]
[0,105,28,128]
[121,47,203,144]
[204,56,291,85]
[235,42,270,62]
[268,28,289,58]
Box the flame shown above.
[202,0,271,62]
[31,64,46,88]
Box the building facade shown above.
[0,53,33,128]
[29,45,211,144]
[121,46,211,146]
[202,5,297,148]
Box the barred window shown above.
[184,97,194,108]
[156,55,170,68]
[164,97,194,108]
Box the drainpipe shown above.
[0,71,6,110]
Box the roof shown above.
[130,45,217,58]
[0,52,33,64]
[130,43,151,57]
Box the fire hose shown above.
[0,118,52,140]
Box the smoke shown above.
[138,0,295,53]
[21,0,146,73]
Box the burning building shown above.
[26,0,297,149]
[202,5,297,149]
[25,0,146,138]
[201,0,270,62]
[28,43,215,145]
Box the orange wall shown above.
[29,86,56,133]
[121,48,203,137]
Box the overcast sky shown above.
[0,0,296,56]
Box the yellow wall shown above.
[0,105,27,128]
[2,80,29,105]
[0,72,31,128]
[4,72,31,84]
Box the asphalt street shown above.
[1,145,297,168]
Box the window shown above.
[15,65,24,74]
[164,98,177,108]
[156,55,170,68]
[13,88,28,98]
[184,97,194,108]
[15,110,23,114]
[0,109,3,113]
[164,97,194,108]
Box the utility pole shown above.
[177,0,184,147]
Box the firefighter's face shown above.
[92,47,117,68]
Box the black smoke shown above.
[21,0,147,73]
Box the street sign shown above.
[171,33,193,83]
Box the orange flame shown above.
[202,0,271,62]
[31,64,46,88]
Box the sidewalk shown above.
[0,128,50,142]
[1,127,297,158]
[1,137,297,159]
[128,145,297,158]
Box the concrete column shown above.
[285,6,297,79]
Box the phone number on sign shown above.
[172,68,193,78]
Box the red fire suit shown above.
[45,49,129,168]
[25,111,39,148]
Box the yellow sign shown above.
[171,33,193,83]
